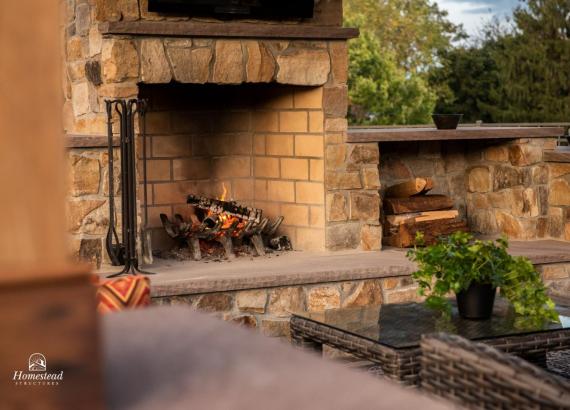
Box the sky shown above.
[436,0,520,36]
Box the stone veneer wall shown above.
[465,138,570,240]
[66,148,119,267]
[325,136,381,251]
[151,263,570,339]
[152,275,421,338]
[63,0,345,137]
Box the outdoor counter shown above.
[347,126,565,143]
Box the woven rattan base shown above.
[290,315,570,386]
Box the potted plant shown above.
[407,231,559,325]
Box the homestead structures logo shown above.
[29,353,46,372]
[13,353,63,386]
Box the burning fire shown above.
[205,183,247,236]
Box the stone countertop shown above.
[347,126,565,143]
[103,306,453,410]
[98,240,570,297]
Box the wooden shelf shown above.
[347,126,565,143]
[99,21,359,40]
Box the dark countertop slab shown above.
[347,126,565,143]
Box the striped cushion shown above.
[97,275,151,314]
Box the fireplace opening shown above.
[138,82,326,260]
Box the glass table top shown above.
[293,299,570,349]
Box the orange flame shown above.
[203,183,247,237]
[220,183,228,202]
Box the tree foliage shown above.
[345,0,463,125]
[348,31,437,124]
[433,0,570,122]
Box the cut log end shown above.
[385,177,434,198]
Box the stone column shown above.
[324,42,382,251]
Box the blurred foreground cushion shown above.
[97,275,151,314]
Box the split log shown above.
[187,194,263,223]
[384,195,454,215]
[385,177,434,198]
[385,210,459,227]
[383,218,469,248]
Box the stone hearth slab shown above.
[97,240,570,297]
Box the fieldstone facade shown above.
[152,262,570,339]
[66,35,342,134]
[67,148,120,266]
[152,275,421,338]
[466,138,569,240]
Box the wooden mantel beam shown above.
[99,21,360,40]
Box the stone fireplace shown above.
[63,0,387,266]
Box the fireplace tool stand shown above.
[105,99,154,278]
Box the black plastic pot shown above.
[432,113,463,129]
[456,282,496,320]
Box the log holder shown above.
[105,99,154,278]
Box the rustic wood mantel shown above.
[347,126,565,143]
[99,21,360,40]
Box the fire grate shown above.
[159,194,290,261]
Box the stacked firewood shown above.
[382,177,468,248]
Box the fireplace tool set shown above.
[105,99,154,278]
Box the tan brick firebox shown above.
[63,1,382,267]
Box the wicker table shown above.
[290,300,570,386]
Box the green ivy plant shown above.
[406,231,559,327]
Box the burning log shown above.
[160,194,286,260]
[187,194,263,223]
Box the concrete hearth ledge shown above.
[97,240,570,297]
